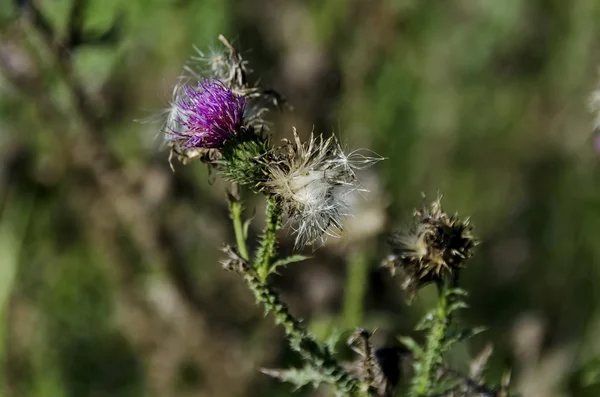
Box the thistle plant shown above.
[384,196,510,397]
[152,36,511,397]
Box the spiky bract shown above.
[216,132,271,190]
[386,195,477,297]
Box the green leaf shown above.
[443,326,487,351]
[415,310,436,331]
[430,377,462,396]
[269,254,312,274]
[0,188,35,359]
[261,365,327,390]
[324,328,344,354]
[243,217,252,239]
[577,357,600,387]
[398,336,424,358]
[448,301,469,313]
[447,288,469,297]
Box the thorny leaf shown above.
[324,327,344,355]
[430,377,463,396]
[447,288,469,297]
[269,254,312,274]
[243,217,253,239]
[398,336,423,359]
[415,310,436,331]
[260,365,326,390]
[448,301,469,313]
[443,327,487,352]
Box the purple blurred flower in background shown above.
[167,79,246,149]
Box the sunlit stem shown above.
[411,279,453,396]
[255,197,281,280]
[230,199,250,261]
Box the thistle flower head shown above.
[166,78,246,150]
[265,129,382,248]
[385,195,477,298]
[153,37,287,166]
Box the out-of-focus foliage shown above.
[1,0,600,396]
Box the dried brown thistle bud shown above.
[346,329,410,397]
[384,195,477,298]
[219,245,248,273]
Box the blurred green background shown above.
[1,0,600,396]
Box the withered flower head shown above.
[385,195,477,297]
[264,128,382,248]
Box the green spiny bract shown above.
[216,129,272,191]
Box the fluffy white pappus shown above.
[183,45,237,85]
[266,128,382,248]
[135,77,190,148]
[390,223,431,261]
[163,79,190,137]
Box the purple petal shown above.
[169,79,246,149]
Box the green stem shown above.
[255,197,281,280]
[343,249,369,328]
[242,263,362,395]
[230,199,250,261]
[411,280,453,396]
[227,198,363,395]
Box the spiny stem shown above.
[230,199,250,261]
[255,197,281,280]
[411,280,453,396]
[226,198,363,395]
[242,263,362,395]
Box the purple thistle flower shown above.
[168,79,246,149]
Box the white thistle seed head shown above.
[266,128,383,248]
